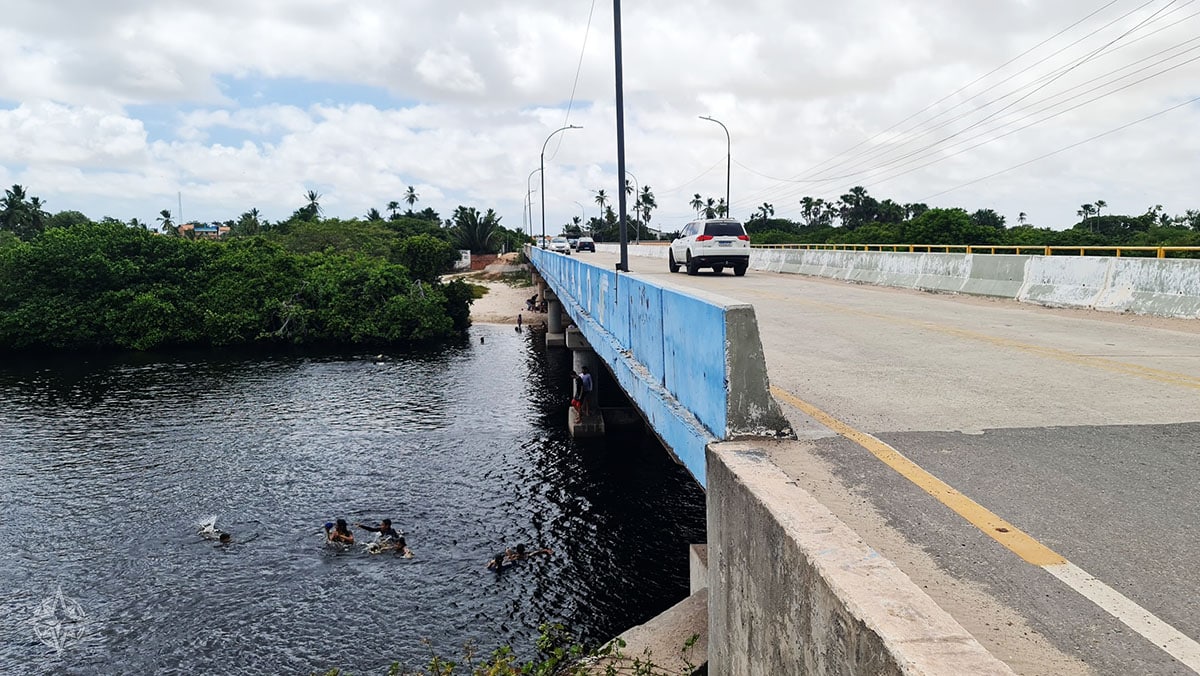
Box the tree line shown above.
[552,181,1200,251]
[0,185,534,353]
[732,186,1200,250]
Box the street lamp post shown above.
[699,115,730,217]
[527,168,541,242]
[572,200,586,235]
[526,188,538,242]
[541,125,582,248]
[624,171,639,244]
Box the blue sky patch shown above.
[215,74,415,111]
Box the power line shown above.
[807,14,1200,197]
[764,0,1130,186]
[547,0,599,162]
[852,46,1200,193]
[922,93,1200,200]
[810,0,1184,186]
[739,0,1190,212]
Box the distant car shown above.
[668,218,750,276]
[549,236,571,254]
[576,236,595,252]
[568,237,580,249]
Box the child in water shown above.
[325,519,355,546]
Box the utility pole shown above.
[613,0,629,271]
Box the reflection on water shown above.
[0,325,706,675]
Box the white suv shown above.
[668,219,750,276]
[549,236,571,254]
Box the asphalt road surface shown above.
[578,248,1200,675]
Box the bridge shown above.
[527,244,1200,675]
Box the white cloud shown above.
[415,48,486,95]
[0,1,1195,231]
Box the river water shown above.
[0,324,706,675]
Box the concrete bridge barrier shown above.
[598,244,1200,319]
[708,443,1015,675]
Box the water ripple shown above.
[0,327,705,674]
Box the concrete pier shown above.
[566,326,604,438]
[545,290,565,348]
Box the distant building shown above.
[177,223,230,239]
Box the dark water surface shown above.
[0,324,706,675]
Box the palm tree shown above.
[594,189,609,213]
[27,196,46,223]
[0,184,30,236]
[157,209,176,235]
[754,202,775,223]
[717,198,728,218]
[638,185,656,230]
[387,200,400,218]
[234,208,263,236]
[451,206,502,253]
[1018,212,1028,226]
[306,190,323,217]
[404,186,419,208]
[365,208,383,222]
[703,198,717,219]
[1094,200,1107,217]
[1077,204,1094,219]
[690,193,703,216]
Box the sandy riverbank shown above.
[461,254,544,326]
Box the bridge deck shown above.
[581,248,1200,676]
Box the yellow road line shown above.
[770,385,1065,566]
[757,293,1200,391]
[770,384,1200,669]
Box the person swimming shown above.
[199,520,230,542]
[355,518,402,542]
[486,551,511,571]
[367,535,414,557]
[325,519,355,546]
[508,543,553,561]
[358,519,413,556]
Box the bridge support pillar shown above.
[566,327,605,438]
[545,290,566,348]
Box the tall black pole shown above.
[541,125,581,249]
[613,0,629,272]
[700,115,730,216]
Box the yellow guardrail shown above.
[751,243,1200,258]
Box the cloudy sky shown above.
[1,0,1197,233]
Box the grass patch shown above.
[495,270,533,288]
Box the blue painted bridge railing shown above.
[528,246,791,485]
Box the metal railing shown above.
[751,243,1200,258]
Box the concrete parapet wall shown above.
[529,247,791,484]
[597,243,1200,319]
[1094,258,1200,316]
[707,443,1014,676]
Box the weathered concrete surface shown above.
[708,442,1014,676]
[567,411,605,437]
[690,544,708,595]
[581,248,1200,673]
[596,243,1200,319]
[595,588,708,675]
